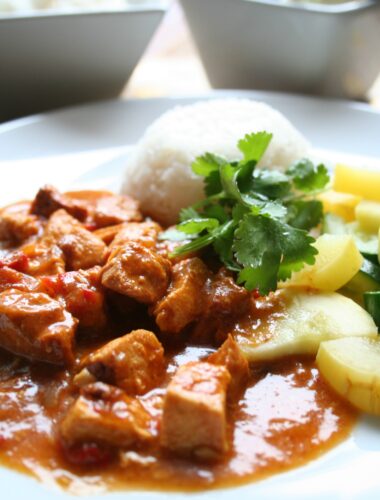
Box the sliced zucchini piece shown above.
[317,337,380,415]
[345,258,380,295]
[235,289,377,362]
[364,291,380,329]
[322,212,347,235]
[323,213,378,257]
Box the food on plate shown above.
[280,234,363,291]
[122,99,309,225]
[355,200,380,233]
[317,190,361,222]
[317,337,380,415]
[334,162,380,201]
[0,102,380,492]
[236,290,377,362]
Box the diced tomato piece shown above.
[252,288,261,299]
[82,288,98,304]
[62,441,113,467]
[84,222,98,232]
[0,434,7,448]
[39,275,60,295]
[0,252,29,273]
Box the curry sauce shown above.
[0,186,356,493]
[0,348,355,493]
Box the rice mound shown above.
[122,99,310,225]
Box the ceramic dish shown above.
[180,0,380,99]
[0,1,166,122]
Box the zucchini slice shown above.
[364,291,380,329]
[345,258,380,295]
[323,213,378,259]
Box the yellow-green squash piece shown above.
[334,163,380,201]
[317,337,380,415]
[235,290,377,362]
[280,234,363,291]
[355,200,380,233]
[318,190,361,222]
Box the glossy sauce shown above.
[0,346,356,494]
[0,191,357,493]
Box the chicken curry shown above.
[0,186,356,493]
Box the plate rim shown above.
[1,89,379,137]
[0,89,380,499]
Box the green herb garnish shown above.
[160,132,330,295]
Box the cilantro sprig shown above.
[160,132,330,295]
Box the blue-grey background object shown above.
[0,5,166,122]
[180,0,380,99]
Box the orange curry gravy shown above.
[0,347,356,493]
[0,188,356,493]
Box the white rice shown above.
[122,99,310,225]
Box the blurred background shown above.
[1,0,380,123]
[126,0,380,104]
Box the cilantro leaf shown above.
[286,200,323,230]
[179,206,199,222]
[192,152,227,176]
[278,234,317,281]
[233,215,281,269]
[213,221,240,272]
[232,203,250,223]
[171,233,216,257]
[162,130,330,295]
[159,228,189,242]
[287,159,329,193]
[233,214,317,294]
[220,160,259,207]
[203,204,229,223]
[253,169,292,199]
[177,218,219,235]
[205,170,223,196]
[237,252,279,293]
[255,201,287,218]
[237,132,273,163]
[191,153,225,196]
[218,159,285,218]
[220,162,241,201]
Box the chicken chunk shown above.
[60,382,154,447]
[209,268,251,316]
[0,202,41,244]
[75,330,164,394]
[31,185,88,221]
[92,194,142,228]
[40,266,107,330]
[0,267,40,293]
[208,335,249,401]
[21,241,66,276]
[109,221,162,253]
[153,258,210,334]
[0,290,76,365]
[43,209,106,270]
[101,242,171,304]
[93,224,126,245]
[155,230,195,263]
[161,361,230,460]
[192,268,251,344]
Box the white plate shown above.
[0,90,380,500]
